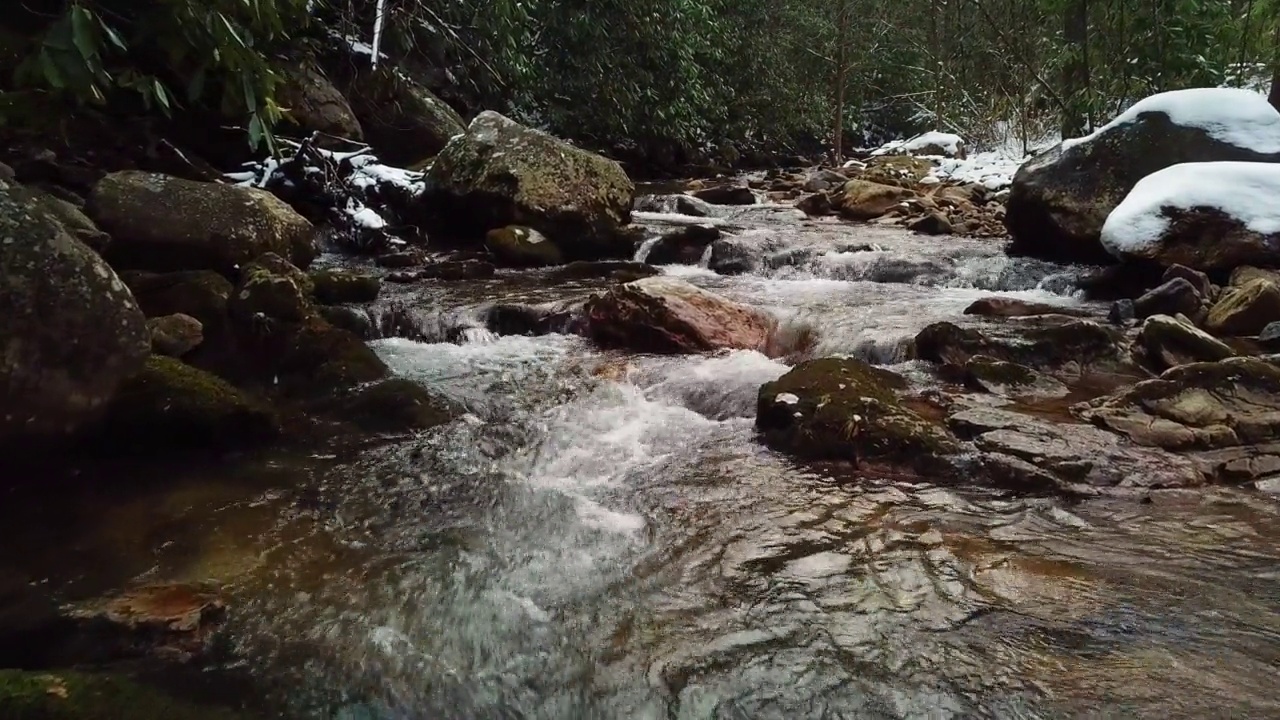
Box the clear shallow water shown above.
[6,206,1280,719]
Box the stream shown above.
[5,200,1280,719]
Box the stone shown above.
[963,355,1068,400]
[831,179,915,220]
[374,250,426,269]
[275,55,363,141]
[644,224,720,265]
[94,356,279,448]
[914,319,1127,374]
[907,211,953,235]
[963,297,1089,318]
[795,192,832,217]
[803,169,848,192]
[861,156,933,187]
[416,260,496,281]
[17,184,110,251]
[757,357,957,469]
[1132,277,1202,320]
[425,111,634,259]
[337,65,466,166]
[0,179,150,445]
[1109,299,1137,326]
[228,253,314,323]
[485,302,582,337]
[691,185,755,205]
[1075,357,1280,450]
[1163,264,1214,299]
[585,276,778,355]
[1204,279,1280,336]
[549,261,660,281]
[707,239,755,275]
[318,306,376,340]
[1137,314,1236,371]
[64,583,226,663]
[1004,89,1280,264]
[90,171,315,275]
[147,314,204,358]
[308,269,381,305]
[1230,265,1280,288]
[322,378,456,433]
[1259,321,1280,349]
[485,225,564,267]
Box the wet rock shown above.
[17,184,110,251]
[375,250,426,269]
[1004,89,1280,264]
[0,669,249,719]
[1132,277,1203,320]
[90,171,315,275]
[831,180,915,220]
[147,314,204,358]
[318,305,376,340]
[425,111,634,259]
[308,269,381,305]
[228,253,314,323]
[963,355,1068,399]
[1204,278,1280,336]
[0,179,150,446]
[1076,263,1165,302]
[1076,357,1280,451]
[1137,314,1235,371]
[757,357,958,469]
[907,211,953,235]
[586,276,778,355]
[707,239,755,275]
[247,317,389,395]
[549,261,659,281]
[65,583,226,663]
[275,55,363,141]
[1108,299,1136,326]
[415,260,497,281]
[485,225,564,267]
[803,169,848,192]
[1229,265,1280,288]
[95,356,279,449]
[795,192,832,217]
[122,271,232,336]
[915,319,1127,375]
[691,185,755,206]
[950,407,1203,495]
[963,297,1089,318]
[634,194,717,218]
[486,302,582,337]
[645,224,720,265]
[1163,264,1214,300]
[1259,321,1280,349]
[322,378,456,433]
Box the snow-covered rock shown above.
[1005,88,1280,265]
[1100,161,1280,272]
[872,131,967,159]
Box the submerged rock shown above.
[757,357,958,469]
[484,225,564,267]
[90,171,315,275]
[0,179,150,446]
[644,224,720,265]
[585,276,778,354]
[549,261,659,281]
[321,378,456,433]
[65,583,226,664]
[1132,277,1203,320]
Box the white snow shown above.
[872,131,965,158]
[1062,88,1280,154]
[343,153,426,196]
[774,393,800,405]
[1100,161,1280,255]
[349,205,387,230]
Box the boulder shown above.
[147,314,204,358]
[831,180,915,220]
[1132,277,1203,320]
[484,225,564,267]
[803,169,848,192]
[1163,263,1214,299]
[242,316,389,395]
[585,276,778,355]
[0,180,150,444]
[1137,314,1236,371]
[907,211,953,236]
[425,111,634,259]
[707,239,755,275]
[64,583,226,664]
[756,357,957,469]
[95,356,279,448]
[322,378,456,433]
[1075,357,1280,451]
[1204,278,1280,336]
[644,224,720,265]
[15,184,110,251]
[963,297,1089,318]
[90,171,315,275]
[275,55,363,141]
[963,355,1068,400]
[861,156,934,187]
[1099,161,1280,271]
[308,269,381,305]
[121,271,232,336]
[691,185,755,206]
[318,306,376,340]
[915,319,1126,375]
[228,253,314,323]
[795,192,832,217]
[1005,88,1280,264]
[339,65,466,166]
[1230,265,1280,288]
[374,250,427,269]
[1260,321,1280,349]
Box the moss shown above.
[274,318,389,394]
[229,254,315,323]
[0,670,250,720]
[308,269,380,305]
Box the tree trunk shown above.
[1271,21,1280,112]
[1061,0,1090,138]
[833,0,849,164]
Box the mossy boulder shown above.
[323,378,457,432]
[0,670,250,720]
[229,253,315,323]
[121,271,233,333]
[246,317,389,396]
[13,185,110,251]
[95,356,279,449]
[425,111,635,259]
[0,179,150,445]
[308,268,381,305]
[1137,314,1236,371]
[1205,278,1280,336]
[756,357,958,469]
[861,155,934,187]
[914,319,1127,374]
[484,226,564,267]
[90,171,316,275]
[831,180,915,220]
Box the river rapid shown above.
[5,198,1280,719]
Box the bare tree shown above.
[1061,0,1090,136]
[1271,20,1280,111]
[833,0,850,163]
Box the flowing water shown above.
[8,201,1280,719]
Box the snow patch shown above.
[872,131,965,158]
[1100,161,1280,255]
[926,149,1026,191]
[1062,88,1280,154]
[774,393,800,405]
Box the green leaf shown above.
[186,66,208,103]
[70,5,98,62]
[38,52,65,89]
[99,19,127,52]
[153,79,171,112]
[247,113,264,149]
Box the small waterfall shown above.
[633,236,662,262]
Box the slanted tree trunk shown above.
[833,0,849,164]
[1271,21,1280,112]
[1061,0,1090,137]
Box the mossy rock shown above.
[308,269,381,305]
[323,378,457,432]
[1205,278,1280,336]
[915,320,1125,372]
[861,156,934,187]
[0,670,251,720]
[14,185,110,251]
[262,318,389,395]
[229,253,315,323]
[121,271,233,333]
[95,356,279,449]
[485,226,564,267]
[756,357,957,468]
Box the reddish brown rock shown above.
[963,297,1090,318]
[66,583,226,663]
[586,276,778,355]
